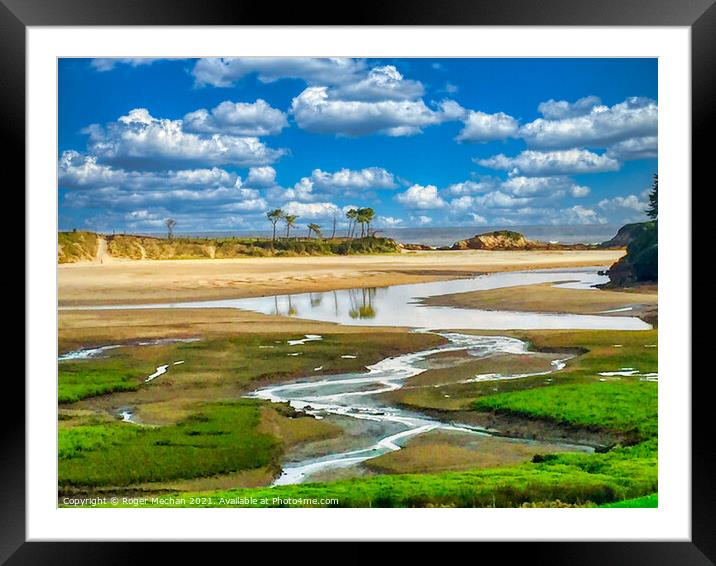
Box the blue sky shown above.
[58,57,657,233]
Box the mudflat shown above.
[58,249,624,306]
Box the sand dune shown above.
[58,249,624,307]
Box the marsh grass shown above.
[473,382,657,440]
[59,400,278,487]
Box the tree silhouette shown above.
[267,209,284,241]
[165,218,176,240]
[354,207,375,238]
[346,208,358,238]
[307,223,322,239]
[646,174,658,220]
[284,214,298,238]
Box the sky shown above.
[58,57,657,233]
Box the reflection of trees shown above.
[310,293,323,307]
[333,291,339,316]
[348,287,377,319]
[287,295,298,316]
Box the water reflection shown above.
[348,288,377,319]
[70,267,652,331]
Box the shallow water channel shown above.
[63,267,651,484]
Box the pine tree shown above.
[646,174,658,220]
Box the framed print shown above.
[8,0,710,560]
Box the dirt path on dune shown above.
[94,237,110,264]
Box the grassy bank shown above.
[57,231,98,263]
[58,231,400,263]
[95,441,657,507]
[59,400,278,487]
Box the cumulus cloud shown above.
[282,201,341,219]
[456,111,519,142]
[477,149,620,176]
[90,58,163,72]
[332,65,424,101]
[559,205,606,225]
[395,184,446,209]
[58,150,242,191]
[183,100,288,137]
[520,96,658,149]
[245,166,277,187]
[501,176,590,198]
[192,57,366,87]
[606,136,658,161]
[537,96,601,119]
[290,87,460,137]
[375,216,404,227]
[84,108,285,169]
[598,194,648,213]
[309,167,397,191]
[443,179,496,197]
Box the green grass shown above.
[58,231,98,263]
[100,439,657,507]
[59,400,278,487]
[58,361,142,403]
[599,494,658,508]
[473,382,657,441]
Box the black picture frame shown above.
[7,0,707,561]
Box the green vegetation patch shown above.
[599,493,658,508]
[112,440,656,508]
[59,362,142,403]
[473,382,657,440]
[59,400,278,487]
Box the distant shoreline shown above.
[65,224,621,249]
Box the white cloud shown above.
[501,176,590,198]
[246,166,277,187]
[58,150,243,191]
[309,167,397,191]
[598,194,648,213]
[192,57,366,87]
[606,136,658,161]
[90,58,163,72]
[290,87,460,137]
[375,216,404,227]
[559,205,606,225]
[520,96,658,149]
[456,111,519,142]
[443,179,496,197]
[183,100,288,137]
[537,96,601,119]
[332,65,424,101]
[85,108,285,169]
[477,149,620,176]
[283,201,341,219]
[395,184,446,209]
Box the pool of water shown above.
[67,267,650,331]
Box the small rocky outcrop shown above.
[450,230,532,250]
[599,222,653,249]
[447,230,595,251]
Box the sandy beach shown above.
[58,249,624,306]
